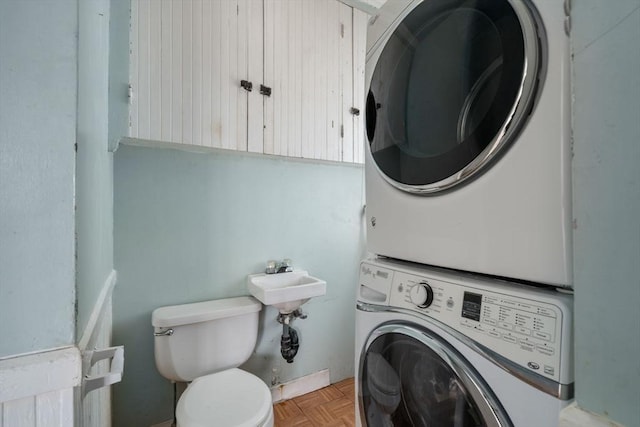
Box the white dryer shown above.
[364,0,572,286]
[355,258,573,426]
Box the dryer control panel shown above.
[358,260,573,385]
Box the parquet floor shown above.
[274,378,356,426]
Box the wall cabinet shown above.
[130,0,367,163]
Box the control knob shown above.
[410,282,434,308]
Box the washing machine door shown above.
[359,323,511,427]
[366,0,543,194]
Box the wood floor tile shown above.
[293,385,344,411]
[274,399,304,421]
[334,378,355,401]
[304,397,354,426]
[275,414,314,426]
[274,378,356,427]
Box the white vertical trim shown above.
[79,299,113,427]
[170,0,183,143]
[77,270,117,352]
[352,8,368,164]
[340,4,355,163]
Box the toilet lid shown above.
[177,369,272,427]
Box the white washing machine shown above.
[364,0,573,286]
[355,258,573,426]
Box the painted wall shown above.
[76,0,114,339]
[0,0,77,357]
[76,0,130,341]
[113,142,366,426]
[572,2,640,426]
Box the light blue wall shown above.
[572,2,640,426]
[113,142,365,426]
[76,0,130,339]
[0,0,77,357]
[76,0,114,338]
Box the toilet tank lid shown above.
[152,296,261,328]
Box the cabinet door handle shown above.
[350,107,360,116]
[260,84,272,97]
[240,80,253,92]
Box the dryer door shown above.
[366,0,543,194]
[359,323,511,427]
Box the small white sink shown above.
[247,270,326,313]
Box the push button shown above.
[533,331,551,341]
[536,345,555,356]
[499,322,512,330]
[502,335,517,344]
[519,340,535,352]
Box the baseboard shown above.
[271,369,331,403]
[559,402,624,427]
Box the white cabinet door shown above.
[263,0,365,163]
[130,0,364,163]
[130,0,262,150]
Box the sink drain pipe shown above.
[277,309,307,363]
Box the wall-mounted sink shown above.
[247,270,326,313]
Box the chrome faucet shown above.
[266,258,293,274]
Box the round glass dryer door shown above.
[366,0,543,194]
[360,324,511,426]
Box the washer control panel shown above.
[359,261,573,384]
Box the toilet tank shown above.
[152,296,262,382]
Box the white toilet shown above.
[152,296,274,427]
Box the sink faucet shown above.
[266,259,293,274]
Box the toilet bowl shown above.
[152,296,274,427]
[177,369,273,427]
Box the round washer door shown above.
[366,0,543,194]
[359,323,512,427]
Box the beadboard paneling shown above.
[0,347,80,427]
[263,0,357,162]
[130,0,255,150]
[0,390,74,427]
[130,0,365,163]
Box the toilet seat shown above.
[177,368,273,427]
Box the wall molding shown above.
[78,269,117,352]
[0,346,81,404]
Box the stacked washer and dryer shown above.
[356,0,574,426]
